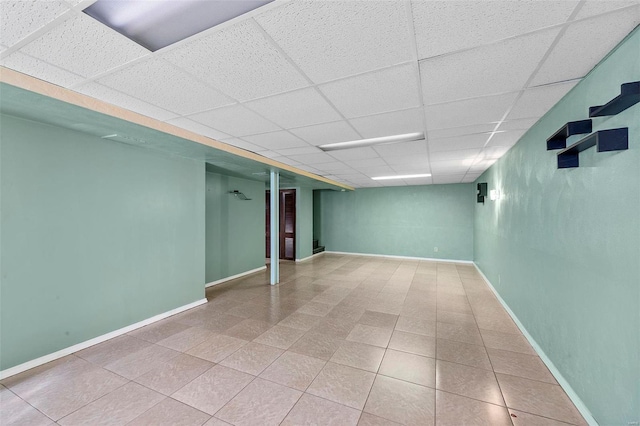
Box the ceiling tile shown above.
[431,174,465,184]
[430,149,481,163]
[385,155,430,167]
[357,165,396,177]
[219,138,266,153]
[245,88,341,129]
[531,7,640,85]
[507,81,578,120]
[373,140,428,158]
[430,161,469,174]
[343,157,388,168]
[427,123,496,139]
[462,173,482,183]
[391,163,431,174]
[0,1,70,47]
[97,59,233,115]
[420,28,559,104]
[76,82,178,122]
[1,51,83,87]
[349,108,424,138]
[275,146,322,156]
[425,92,518,131]
[242,131,308,150]
[255,1,413,83]
[165,117,230,141]
[286,152,337,165]
[481,146,513,159]
[162,20,308,102]
[313,161,353,172]
[468,159,498,173]
[574,1,639,20]
[412,0,577,59]
[327,147,380,161]
[289,121,361,146]
[189,104,280,136]
[428,133,489,152]
[21,13,148,78]
[319,64,421,118]
[498,117,539,131]
[487,130,527,147]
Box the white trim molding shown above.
[325,250,473,264]
[296,251,326,262]
[0,298,207,380]
[473,263,598,426]
[205,265,267,288]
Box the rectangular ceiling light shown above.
[318,132,424,151]
[84,0,274,51]
[372,173,431,180]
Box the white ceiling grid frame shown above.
[349,108,425,139]
[327,147,381,162]
[507,80,579,120]
[254,0,415,83]
[164,117,231,141]
[419,28,561,104]
[424,92,520,131]
[485,130,528,148]
[574,0,639,20]
[219,137,267,154]
[0,0,72,49]
[373,139,429,158]
[0,50,84,88]
[288,121,361,146]
[242,130,309,150]
[428,133,492,153]
[427,123,497,140]
[188,104,281,137]
[161,19,309,102]
[20,12,148,78]
[275,146,323,157]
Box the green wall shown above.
[205,172,265,282]
[0,114,205,370]
[295,187,313,260]
[319,184,474,261]
[474,28,640,425]
[313,190,322,244]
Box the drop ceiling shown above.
[1,0,639,188]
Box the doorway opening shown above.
[265,189,296,261]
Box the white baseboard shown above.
[205,266,267,288]
[296,251,326,262]
[0,298,207,380]
[472,263,598,426]
[325,250,473,264]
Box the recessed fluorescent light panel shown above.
[319,132,424,151]
[372,173,431,180]
[84,0,274,51]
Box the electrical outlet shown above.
[434,247,438,252]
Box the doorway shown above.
[266,189,296,260]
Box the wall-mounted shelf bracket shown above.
[589,81,640,117]
[557,128,628,169]
[546,120,592,150]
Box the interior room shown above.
[1,1,638,425]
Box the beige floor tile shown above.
[128,397,211,426]
[435,390,511,426]
[282,393,361,426]
[436,310,476,326]
[216,378,302,426]
[311,317,357,338]
[307,362,375,410]
[133,353,213,395]
[436,322,483,345]
[496,374,586,425]
[222,319,272,341]
[156,327,216,352]
[487,348,557,384]
[346,324,393,348]
[2,355,89,395]
[0,386,54,426]
[399,304,437,321]
[259,351,326,391]
[378,349,435,388]
[296,301,335,316]
[199,314,246,333]
[394,316,436,337]
[219,342,283,375]
[203,418,232,426]
[436,360,504,406]
[128,321,191,343]
[508,409,577,425]
[104,344,180,380]
[186,334,247,363]
[278,312,322,331]
[480,329,537,354]
[436,338,492,370]
[363,375,435,425]
[475,313,521,334]
[388,330,436,358]
[76,335,151,366]
[171,365,253,415]
[357,412,402,425]
[288,331,344,360]
[57,382,164,426]
[358,311,399,329]
[253,325,306,349]
[330,341,385,373]
[225,302,263,319]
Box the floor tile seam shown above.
[208,372,261,420]
[163,363,219,399]
[54,379,132,423]
[5,385,58,424]
[477,326,523,337]
[289,391,363,423]
[505,407,581,426]
[434,388,513,413]
[102,344,185,377]
[492,370,561,387]
[476,321,513,422]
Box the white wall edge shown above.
[472,263,598,426]
[325,250,473,264]
[0,297,207,380]
[296,251,326,262]
[205,265,267,288]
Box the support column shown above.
[270,170,279,285]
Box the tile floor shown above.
[0,254,587,425]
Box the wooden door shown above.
[265,189,296,260]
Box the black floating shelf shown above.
[547,119,592,150]
[557,128,628,169]
[477,182,487,204]
[589,81,640,117]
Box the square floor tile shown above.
[508,409,577,426]
[378,349,435,388]
[222,319,273,341]
[296,301,335,316]
[487,348,556,384]
[186,334,247,363]
[311,318,357,339]
[134,353,214,395]
[394,316,436,337]
[363,375,435,425]
[156,327,215,352]
[0,386,54,426]
[357,412,402,425]
[435,390,511,426]
[128,320,191,343]
[76,335,151,367]
[480,329,536,355]
[435,360,504,406]
[437,310,476,326]
[347,324,393,348]
[278,312,322,331]
[282,393,361,426]
[436,338,492,370]
[358,311,398,329]
[104,344,180,380]
[128,397,211,425]
[388,331,436,358]
[436,322,483,345]
[330,341,385,372]
[219,342,283,375]
[289,331,344,360]
[253,325,306,349]
[259,351,326,391]
[307,362,375,410]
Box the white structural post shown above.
[270,170,279,285]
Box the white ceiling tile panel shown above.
[574,1,639,20]
[219,138,267,153]
[427,123,496,140]
[462,173,482,183]
[0,1,70,47]
[420,28,560,104]
[313,161,352,172]
[327,147,380,161]
[21,13,148,78]
[428,133,490,153]
[275,146,322,156]
[357,166,396,177]
[412,0,577,59]
[289,121,361,146]
[373,140,428,158]
[162,20,308,102]
[245,88,342,129]
[531,7,640,85]
[487,130,527,147]
[255,1,413,83]
[429,149,481,163]
[76,82,178,122]
[286,152,337,165]
[425,92,518,130]
[349,108,424,138]
[468,159,498,173]
[498,117,540,131]
[1,51,83,87]
[242,131,308,150]
[390,164,431,174]
[189,104,280,136]
[319,64,421,118]
[403,177,433,186]
[481,146,513,159]
[97,59,233,115]
[507,81,578,120]
[430,161,469,174]
[431,174,465,185]
[385,155,430,167]
[343,157,388,168]
[165,117,230,141]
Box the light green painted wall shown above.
[296,187,313,260]
[0,114,205,370]
[313,190,322,244]
[205,173,265,282]
[474,28,640,425]
[319,184,474,260]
